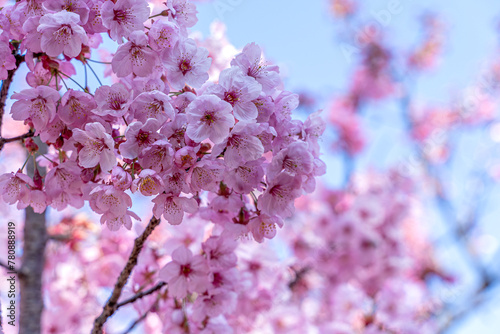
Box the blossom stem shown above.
[59,72,88,92]
[20,155,31,171]
[148,13,164,19]
[250,191,258,207]
[46,73,54,87]
[116,281,166,308]
[86,62,103,86]
[39,153,57,165]
[58,75,69,90]
[85,58,112,65]
[84,62,88,90]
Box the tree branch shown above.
[0,260,24,276]
[19,138,47,334]
[0,260,10,271]
[116,281,166,309]
[0,130,35,152]
[0,53,25,138]
[91,216,161,334]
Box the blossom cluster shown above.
[0,0,325,242]
[280,171,442,333]
[37,171,442,333]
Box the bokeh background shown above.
[190,0,500,333]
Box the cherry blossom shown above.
[72,122,115,171]
[185,94,235,144]
[163,38,211,89]
[38,11,88,58]
[159,245,209,298]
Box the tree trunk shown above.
[19,140,47,334]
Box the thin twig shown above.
[86,62,103,86]
[91,216,161,334]
[121,299,160,334]
[0,130,35,152]
[0,260,23,276]
[116,281,166,309]
[0,260,10,270]
[59,72,88,92]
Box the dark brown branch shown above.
[0,260,10,270]
[1,130,35,143]
[116,281,166,309]
[0,130,35,152]
[0,53,24,138]
[0,260,23,276]
[91,216,161,334]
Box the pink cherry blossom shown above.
[0,41,16,79]
[110,166,132,191]
[130,90,174,125]
[231,42,281,94]
[38,11,88,58]
[258,172,302,218]
[119,118,162,159]
[21,16,43,53]
[163,38,211,90]
[92,83,130,117]
[188,158,225,192]
[185,94,234,144]
[59,90,96,128]
[43,0,90,24]
[100,210,140,231]
[131,169,164,196]
[72,122,116,171]
[267,141,314,180]
[10,86,60,131]
[202,236,237,270]
[44,161,84,210]
[88,184,131,217]
[159,246,209,299]
[112,31,158,77]
[174,145,197,169]
[148,19,180,51]
[138,139,174,173]
[225,158,265,194]
[0,171,33,206]
[212,122,264,168]
[205,66,262,121]
[152,193,198,225]
[165,0,198,28]
[100,0,150,42]
[249,214,283,243]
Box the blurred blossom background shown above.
[1,0,500,333]
[191,0,500,333]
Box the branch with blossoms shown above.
[92,216,161,333]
